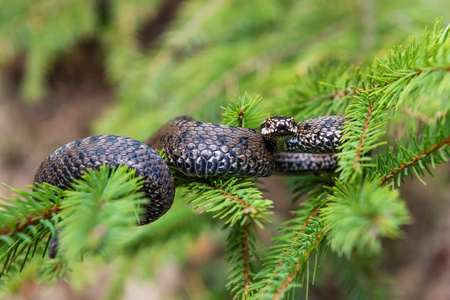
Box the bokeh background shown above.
[0,0,449,299]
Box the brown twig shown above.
[0,205,60,235]
[238,106,245,128]
[380,137,450,185]
[213,184,253,295]
[242,223,251,296]
[353,101,374,170]
[215,187,258,215]
[272,233,323,300]
[260,207,321,298]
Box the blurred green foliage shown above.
[0,1,449,299]
[0,0,449,138]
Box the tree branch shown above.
[215,187,259,215]
[242,223,251,296]
[0,205,60,236]
[260,207,321,297]
[353,101,374,170]
[380,137,450,185]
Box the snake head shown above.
[260,116,297,137]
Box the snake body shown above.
[285,116,345,153]
[148,118,274,177]
[34,135,175,225]
[35,115,345,233]
[273,153,339,175]
[260,116,344,174]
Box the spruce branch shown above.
[380,137,449,185]
[337,92,388,183]
[214,93,272,299]
[286,64,369,119]
[178,177,272,299]
[371,20,450,113]
[179,178,272,228]
[226,223,262,299]
[222,93,269,129]
[57,165,147,262]
[122,201,206,256]
[0,184,62,236]
[249,193,329,299]
[251,215,326,299]
[0,183,63,279]
[289,22,450,186]
[268,208,321,299]
[377,114,450,186]
[321,178,411,258]
[0,164,148,281]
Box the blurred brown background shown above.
[1,0,449,299]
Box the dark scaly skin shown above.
[48,229,59,258]
[273,153,339,175]
[145,116,194,150]
[285,116,345,154]
[159,119,275,177]
[34,135,175,225]
[261,116,345,174]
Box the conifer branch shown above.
[380,136,450,185]
[57,165,146,262]
[222,93,269,129]
[242,224,251,294]
[0,183,64,279]
[0,165,147,283]
[1,6,450,298]
[321,178,411,257]
[272,232,323,300]
[353,100,374,171]
[261,207,321,299]
[225,222,261,299]
[337,92,388,183]
[251,217,325,299]
[0,204,60,236]
[179,178,272,227]
[248,194,328,299]
[179,176,271,299]
[376,114,450,186]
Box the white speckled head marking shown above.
[260,116,297,137]
[260,116,298,151]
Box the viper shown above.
[34,115,345,228]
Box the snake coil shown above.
[34,115,345,230]
[34,135,175,225]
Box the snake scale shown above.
[34,115,345,228]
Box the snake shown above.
[34,115,345,256]
[259,115,345,174]
[34,135,175,225]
